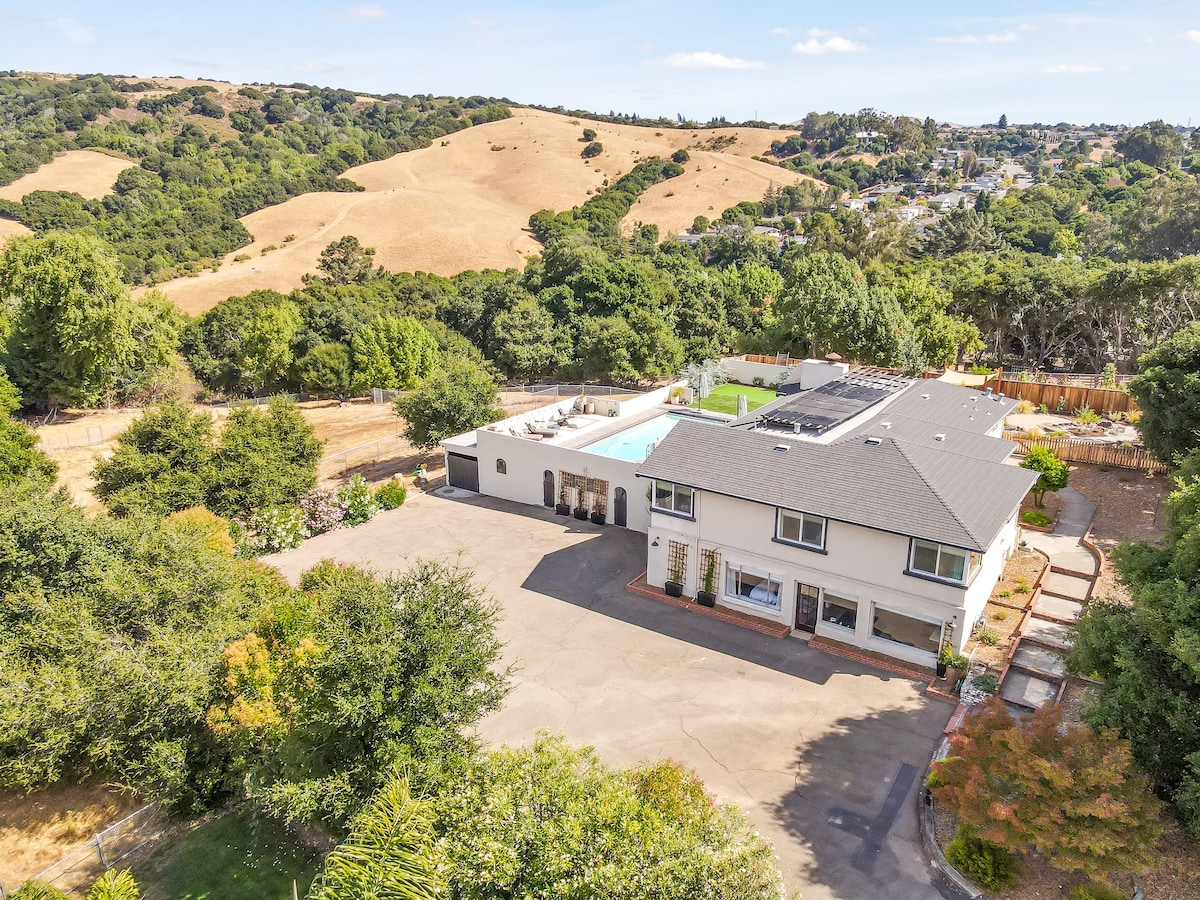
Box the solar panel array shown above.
[756,370,911,434]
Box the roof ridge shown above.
[889,439,981,547]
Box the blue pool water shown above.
[582,414,716,462]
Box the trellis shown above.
[558,471,609,512]
[698,547,722,593]
[667,539,688,585]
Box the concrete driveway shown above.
[267,490,952,900]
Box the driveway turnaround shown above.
[267,490,953,900]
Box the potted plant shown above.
[665,554,685,598]
[590,496,606,525]
[696,553,717,607]
[936,646,952,679]
[948,653,971,685]
[555,486,570,517]
[573,488,589,520]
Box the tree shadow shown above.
[768,704,958,900]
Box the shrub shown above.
[993,609,1009,621]
[945,824,1018,889]
[260,244,277,255]
[1022,509,1053,527]
[1070,883,1127,900]
[581,128,596,141]
[283,233,296,243]
[1014,580,1031,594]
[967,365,992,375]
[998,589,1012,598]
[977,627,1000,645]
[233,253,251,262]
[1016,399,1036,414]
[1038,403,1049,414]
[248,505,306,554]
[300,488,345,534]
[1076,406,1101,425]
[973,673,999,694]
[1024,426,1045,438]
[373,478,407,510]
[581,141,603,159]
[752,376,765,387]
[338,474,378,526]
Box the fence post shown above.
[95,833,109,870]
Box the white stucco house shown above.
[636,373,1036,665]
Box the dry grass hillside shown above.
[146,108,811,315]
[0,149,133,202]
[0,218,31,244]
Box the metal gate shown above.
[614,487,628,528]
[543,470,555,507]
[446,452,480,492]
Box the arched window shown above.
[496,458,507,474]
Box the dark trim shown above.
[906,537,981,588]
[771,536,829,555]
[902,568,971,590]
[447,450,479,461]
[651,507,696,522]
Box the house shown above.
[636,373,1035,665]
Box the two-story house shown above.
[636,375,1036,666]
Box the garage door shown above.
[446,452,480,492]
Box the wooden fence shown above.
[986,378,1138,416]
[1002,430,1169,473]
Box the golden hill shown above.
[0,150,133,203]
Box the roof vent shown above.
[865,436,883,446]
[921,393,930,400]
[773,444,790,452]
[985,387,994,396]
[997,392,1005,400]
[934,433,946,441]
[880,421,892,429]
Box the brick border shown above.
[624,573,791,638]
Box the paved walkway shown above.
[1022,487,1097,575]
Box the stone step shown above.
[1023,616,1073,648]
[1000,670,1061,710]
[1011,642,1067,678]
[1032,593,1083,623]
[1041,571,1092,601]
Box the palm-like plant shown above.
[10,882,71,900]
[307,778,443,900]
[85,870,142,900]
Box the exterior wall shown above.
[645,489,1017,666]
[720,356,795,388]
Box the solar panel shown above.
[754,370,911,434]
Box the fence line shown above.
[319,433,416,479]
[1,804,167,897]
[1002,430,1169,473]
[986,377,1138,415]
[207,392,310,409]
[999,367,1136,387]
[37,423,115,451]
[500,383,643,397]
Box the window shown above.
[652,480,694,517]
[776,509,826,550]
[821,593,858,630]
[909,540,978,584]
[872,605,941,656]
[725,564,780,609]
[496,458,507,474]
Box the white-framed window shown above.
[776,508,826,550]
[871,604,942,656]
[653,480,694,517]
[821,593,857,630]
[909,539,979,584]
[725,563,781,610]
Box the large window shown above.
[725,564,781,610]
[872,605,941,656]
[909,539,978,584]
[821,593,858,630]
[776,508,826,550]
[653,480,694,517]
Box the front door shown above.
[614,487,628,527]
[795,582,820,632]
[543,470,555,507]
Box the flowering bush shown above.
[248,505,307,554]
[338,474,379,526]
[301,489,346,535]
[373,478,407,510]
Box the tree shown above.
[235,298,302,393]
[581,141,603,159]
[0,232,135,407]
[350,316,439,391]
[432,735,786,899]
[920,208,1004,258]
[1069,449,1200,836]
[581,128,596,141]
[306,779,442,900]
[1128,321,1200,462]
[1116,120,1184,169]
[931,698,1162,881]
[1020,445,1069,507]
[998,113,1008,129]
[489,299,565,379]
[394,358,502,449]
[296,342,352,396]
[309,236,379,286]
[208,559,509,828]
[0,365,56,487]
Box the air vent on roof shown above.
[934,433,946,441]
[773,444,790,452]
[880,421,892,429]
[864,436,883,445]
[921,393,930,400]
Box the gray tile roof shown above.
[838,415,1016,464]
[637,420,1037,552]
[878,379,1016,434]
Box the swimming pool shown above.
[582,414,717,462]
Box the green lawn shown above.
[132,809,322,900]
[691,383,778,415]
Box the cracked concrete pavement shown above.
[267,489,953,899]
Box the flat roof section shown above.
[742,370,912,435]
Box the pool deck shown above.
[558,405,726,451]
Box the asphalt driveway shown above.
[266,489,952,900]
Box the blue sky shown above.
[1,1,1196,125]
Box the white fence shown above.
[1,804,167,898]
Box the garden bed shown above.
[965,549,1046,669]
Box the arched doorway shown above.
[543,470,555,507]
[614,487,628,527]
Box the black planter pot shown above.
[590,511,605,525]
[696,590,716,608]
[935,661,948,678]
[555,504,570,516]
[665,581,684,598]
[573,507,589,520]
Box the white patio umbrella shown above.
[698,372,711,400]
[737,393,748,417]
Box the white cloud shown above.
[771,26,792,37]
[294,62,342,74]
[661,51,766,70]
[791,28,867,55]
[931,31,1017,44]
[1042,64,1105,74]
[1186,30,1200,43]
[330,5,387,20]
[45,16,93,44]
